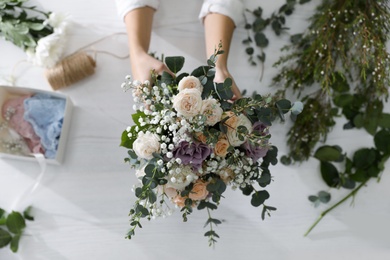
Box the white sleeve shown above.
[199,0,245,26]
[115,0,160,21]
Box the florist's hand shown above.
[214,68,242,101]
[131,52,174,83]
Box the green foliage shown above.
[0,207,34,253]
[309,191,331,207]
[243,0,311,69]
[0,0,52,50]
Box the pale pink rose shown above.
[172,88,202,118]
[132,132,160,159]
[163,186,178,199]
[178,76,203,92]
[225,113,253,147]
[188,180,209,201]
[201,98,223,126]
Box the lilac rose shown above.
[243,121,269,161]
[173,141,211,169]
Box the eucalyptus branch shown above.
[304,178,369,236]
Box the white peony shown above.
[45,12,71,34]
[226,114,253,147]
[177,76,203,92]
[30,32,65,68]
[133,132,160,159]
[200,98,223,126]
[172,88,202,118]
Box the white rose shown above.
[178,76,203,92]
[133,132,160,159]
[226,114,253,147]
[166,165,197,191]
[33,32,66,68]
[201,98,223,126]
[172,88,202,118]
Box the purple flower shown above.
[253,121,268,135]
[242,141,269,161]
[243,121,269,161]
[173,141,211,169]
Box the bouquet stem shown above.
[304,179,369,237]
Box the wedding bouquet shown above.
[0,0,70,68]
[120,47,302,246]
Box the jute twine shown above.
[45,52,96,90]
[43,32,128,90]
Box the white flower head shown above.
[177,75,203,92]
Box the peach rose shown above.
[201,98,223,126]
[172,88,202,118]
[178,76,203,92]
[188,180,209,201]
[214,137,230,157]
[223,111,239,130]
[173,195,187,208]
[195,132,207,143]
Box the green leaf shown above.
[318,191,331,203]
[215,78,233,100]
[144,164,155,176]
[246,47,254,55]
[290,33,303,44]
[10,233,21,252]
[23,206,34,221]
[165,56,185,73]
[353,148,377,170]
[320,161,339,187]
[0,228,12,248]
[374,129,390,154]
[314,145,343,162]
[308,195,318,202]
[280,155,291,165]
[275,99,292,114]
[331,72,349,92]
[254,32,269,48]
[6,211,25,234]
[251,190,270,207]
[28,22,45,31]
[378,113,390,128]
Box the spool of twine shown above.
[45,52,96,90]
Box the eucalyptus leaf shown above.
[254,32,269,48]
[6,211,25,234]
[318,191,331,203]
[165,56,184,73]
[0,228,12,248]
[10,233,21,252]
[320,161,339,187]
[374,129,390,154]
[251,190,270,207]
[314,145,343,162]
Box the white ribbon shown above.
[10,153,47,211]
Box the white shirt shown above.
[114,0,245,26]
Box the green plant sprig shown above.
[0,206,34,253]
[0,0,52,50]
